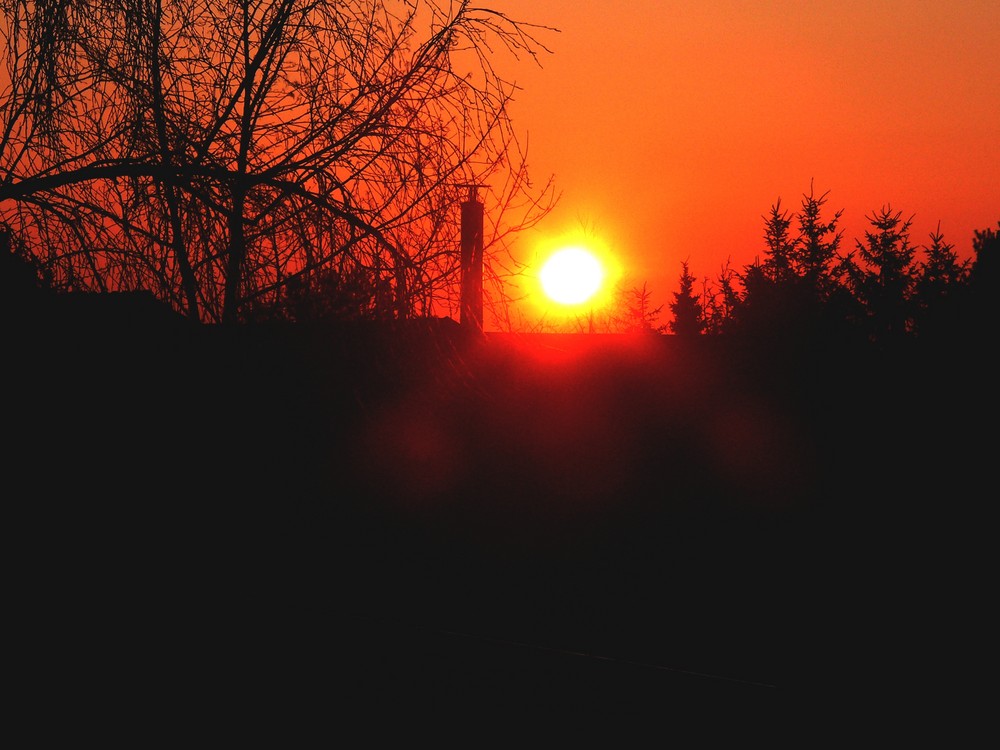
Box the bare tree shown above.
[0,0,557,323]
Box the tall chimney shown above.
[459,185,485,331]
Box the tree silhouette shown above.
[911,222,970,337]
[794,181,844,294]
[0,225,49,298]
[968,220,1000,334]
[0,0,557,324]
[841,206,918,343]
[714,185,859,341]
[668,259,703,336]
[701,260,738,334]
[616,281,667,333]
[761,199,798,283]
[686,187,998,345]
[971,222,1000,284]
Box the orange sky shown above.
[495,0,1000,321]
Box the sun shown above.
[539,246,605,305]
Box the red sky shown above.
[494,0,999,322]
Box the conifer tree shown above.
[912,222,970,336]
[845,205,918,342]
[970,221,1000,290]
[620,282,666,333]
[669,260,704,336]
[761,199,798,283]
[968,220,1000,332]
[794,182,844,295]
[701,260,738,334]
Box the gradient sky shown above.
[495,0,999,319]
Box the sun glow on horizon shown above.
[519,228,624,325]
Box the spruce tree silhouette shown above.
[844,205,918,344]
[912,222,970,338]
[668,259,704,335]
[970,221,1000,328]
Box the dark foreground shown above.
[8,309,993,738]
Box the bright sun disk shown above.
[539,246,605,305]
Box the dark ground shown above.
[8,304,994,739]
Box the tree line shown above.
[667,184,998,344]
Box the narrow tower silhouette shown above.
[459,184,486,332]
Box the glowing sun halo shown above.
[539,246,605,305]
